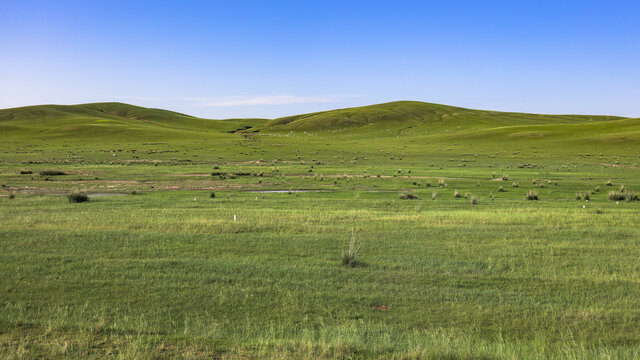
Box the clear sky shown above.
[1,1,639,119]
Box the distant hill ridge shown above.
[1,101,637,147]
[0,102,266,141]
[263,101,623,131]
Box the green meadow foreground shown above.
[0,102,639,359]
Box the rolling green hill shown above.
[0,102,266,143]
[261,101,623,133]
[1,101,638,155]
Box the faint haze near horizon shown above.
[1,1,639,119]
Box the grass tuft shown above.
[609,190,625,201]
[525,190,539,200]
[341,230,360,267]
[609,189,638,202]
[68,191,89,203]
[399,191,418,200]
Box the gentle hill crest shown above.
[0,102,268,142]
[0,102,191,124]
[260,101,624,132]
[1,101,635,149]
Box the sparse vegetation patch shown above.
[67,191,89,203]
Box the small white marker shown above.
[233,214,237,222]
[194,197,197,201]
[616,201,619,205]
[583,205,586,208]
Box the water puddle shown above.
[247,189,328,193]
[87,193,128,198]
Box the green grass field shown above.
[1,102,639,359]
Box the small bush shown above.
[525,190,539,200]
[584,192,590,201]
[432,192,437,200]
[595,186,600,192]
[502,176,509,181]
[9,192,16,199]
[454,190,461,198]
[576,193,582,200]
[210,192,215,198]
[438,179,446,187]
[40,170,66,176]
[595,209,604,214]
[605,180,613,186]
[399,191,418,200]
[20,170,33,174]
[68,192,89,203]
[512,182,519,188]
[498,186,504,192]
[471,196,478,205]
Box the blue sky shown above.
[1,1,639,118]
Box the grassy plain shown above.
[0,102,639,359]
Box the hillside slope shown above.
[0,102,266,142]
[261,101,623,133]
[1,101,636,154]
